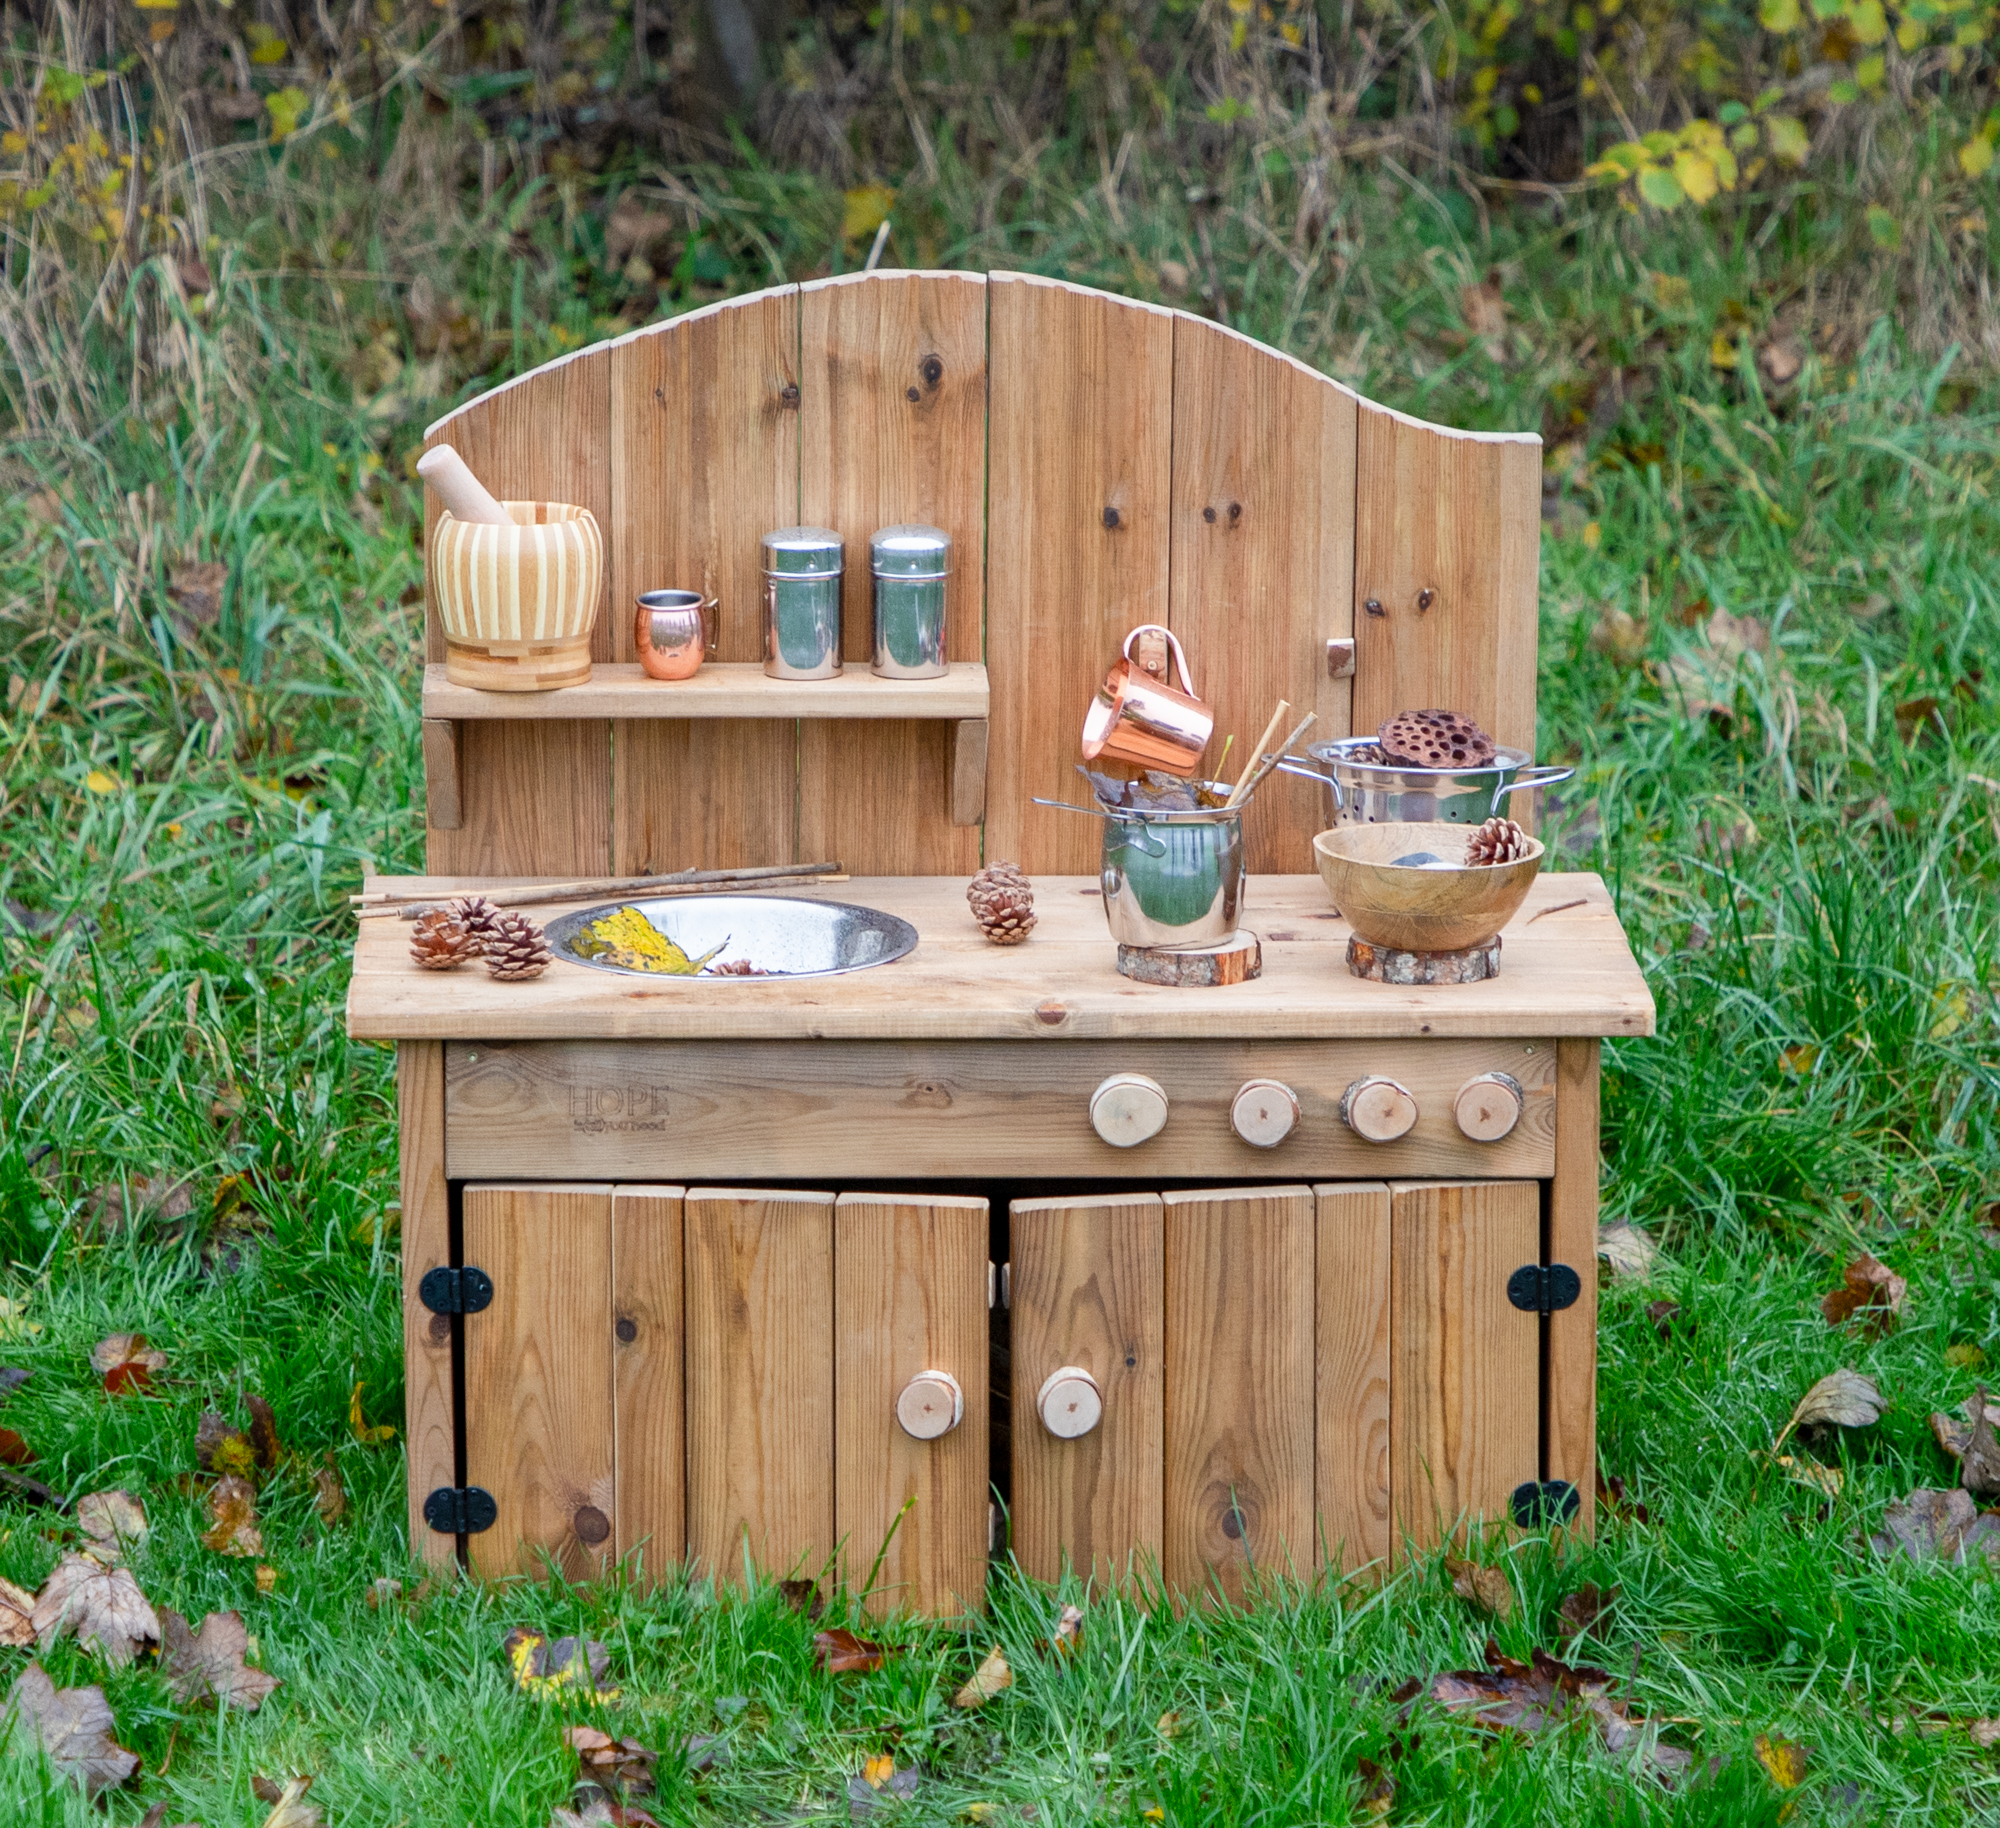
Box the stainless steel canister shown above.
[761,526,844,679]
[870,523,950,679]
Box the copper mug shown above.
[1081,625,1213,771]
[634,590,715,680]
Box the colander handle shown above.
[1490,763,1575,815]
[1273,757,1345,810]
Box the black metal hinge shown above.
[422,1486,498,1535]
[1505,1262,1581,1316]
[418,1265,494,1316]
[1510,1480,1581,1529]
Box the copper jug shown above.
[1081,625,1214,772]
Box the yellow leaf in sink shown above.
[584,906,726,974]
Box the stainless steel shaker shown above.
[761,527,844,679]
[869,524,950,679]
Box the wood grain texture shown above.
[462,1183,616,1581]
[795,272,988,878]
[1547,1039,1600,1536]
[1388,1179,1539,1558]
[422,719,463,830]
[425,662,989,720]
[442,1036,1559,1183]
[353,872,1652,1044]
[610,289,802,873]
[1163,1186,1316,1602]
[1168,316,1359,874]
[1352,407,1542,820]
[1314,1182,1392,1578]
[397,1042,456,1572]
[832,1193,989,1617]
[426,719,612,877]
[1008,1193,1164,1587]
[612,1186,686,1585]
[950,719,989,826]
[683,1188,834,1585]
[985,274,1175,876]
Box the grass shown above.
[3,8,2000,1819]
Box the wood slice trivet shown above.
[1346,933,1500,984]
[1116,930,1262,987]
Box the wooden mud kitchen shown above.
[346,270,1654,1617]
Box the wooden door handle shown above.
[1453,1071,1524,1142]
[895,1369,964,1440]
[1090,1073,1168,1147]
[1036,1366,1102,1439]
[1339,1075,1417,1142]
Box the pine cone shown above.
[450,895,503,953]
[483,909,552,980]
[967,861,1036,945]
[409,908,479,970]
[1378,709,1497,770]
[1465,817,1531,866]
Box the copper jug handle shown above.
[1121,624,1194,697]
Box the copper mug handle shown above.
[1123,624,1194,696]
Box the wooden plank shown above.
[683,1188,834,1584]
[832,1193,989,1617]
[985,274,1175,876]
[462,1183,616,1581]
[421,719,463,830]
[612,1186,686,1585]
[796,272,988,878]
[351,873,1656,1044]
[1351,406,1542,819]
[427,720,611,877]
[1168,317,1359,873]
[1388,1179,1539,1557]
[397,1041,456,1574]
[1547,1039,1600,1537]
[1314,1182,1392,1578]
[1163,1186,1316,1603]
[1008,1193,1164,1587]
[423,661,990,721]
[610,289,802,873]
[950,719,989,826]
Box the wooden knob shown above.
[1231,1079,1300,1148]
[895,1370,963,1440]
[1036,1367,1102,1439]
[1340,1075,1417,1143]
[1090,1073,1168,1148]
[1454,1072,1524,1142]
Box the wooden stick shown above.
[1227,700,1290,809]
[355,868,851,921]
[1228,711,1317,810]
[350,861,844,909]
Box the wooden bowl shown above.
[1312,821,1545,952]
[433,501,604,691]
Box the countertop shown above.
[346,872,1654,1044]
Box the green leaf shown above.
[1767,114,1811,164]
[1641,129,1678,156]
[264,86,309,140]
[1958,133,1996,178]
[1758,0,1802,28]
[1718,101,1750,124]
[1866,204,1902,250]
[1675,150,1722,204]
[1731,121,1760,150]
[1638,165,1685,209]
[1846,0,1888,43]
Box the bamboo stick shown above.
[350,860,843,910]
[1226,701,1292,810]
[1227,711,1318,809]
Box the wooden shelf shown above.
[421,662,989,722]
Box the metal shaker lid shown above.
[870,523,951,579]
[761,526,844,578]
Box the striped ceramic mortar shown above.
[431,501,604,647]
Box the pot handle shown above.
[1121,623,1195,697]
[1273,757,1345,810]
[1490,762,1575,815]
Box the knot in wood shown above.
[1102,505,1121,530]
[920,354,944,387]
[573,1504,610,1546]
[779,383,800,408]
[1203,506,1217,523]
[1034,1000,1069,1027]
[1416,585,1437,613]
[906,387,921,402]
[615,1316,638,1343]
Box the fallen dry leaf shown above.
[848,1754,920,1814]
[953,1646,1013,1708]
[814,1627,892,1675]
[255,1564,279,1594]
[313,1458,348,1523]
[1155,1709,1186,1739]
[158,1607,280,1710]
[256,1774,323,1828]
[1869,1487,2000,1566]
[1555,1582,1617,1641]
[91,1333,167,1396]
[75,1488,148,1561]
[564,1723,657,1796]
[246,1393,282,1468]
[1596,1471,1652,1525]
[1821,1254,1906,1336]
[0,1426,34,1465]
[1647,1299,1686,1342]
[201,1474,264,1557]
[1587,605,1649,667]
[196,1410,258,1479]
[1753,1731,1808,1788]
[365,1577,403,1609]
[1777,1368,1883,1449]
[1971,1718,2000,1749]
[0,1366,31,1395]
[348,1380,396,1445]
[1355,1754,1396,1817]
[32,1553,160,1665]
[167,561,228,632]
[1774,1454,1844,1498]
[1446,1554,1514,1621]
[136,1803,202,1828]
[6,1661,140,1792]
[1596,1223,1660,1278]
[1758,339,1804,385]
[0,1575,36,1647]
[1931,1386,2000,1501]
[778,1577,824,1620]
[550,1802,663,1828]
[506,1627,617,1698]
[1052,1602,1085,1653]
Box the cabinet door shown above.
[1389,1179,1539,1556]
[1009,1193,1165,1588]
[1163,1186,1316,1603]
[612,1186,685,1586]
[684,1188,836,1584]
[1315,1182,1393,1576]
[833,1194,988,1617]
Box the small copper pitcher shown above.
[634,589,715,680]
[1081,625,1213,771]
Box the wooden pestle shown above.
[416,443,510,526]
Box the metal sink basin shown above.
[545,895,918,980]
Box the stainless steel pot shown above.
[1099,798,1245,947]
[1276,737,1574,826]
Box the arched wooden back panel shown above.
[421,272,1540,880]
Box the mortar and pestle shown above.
[419,444,604,692]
